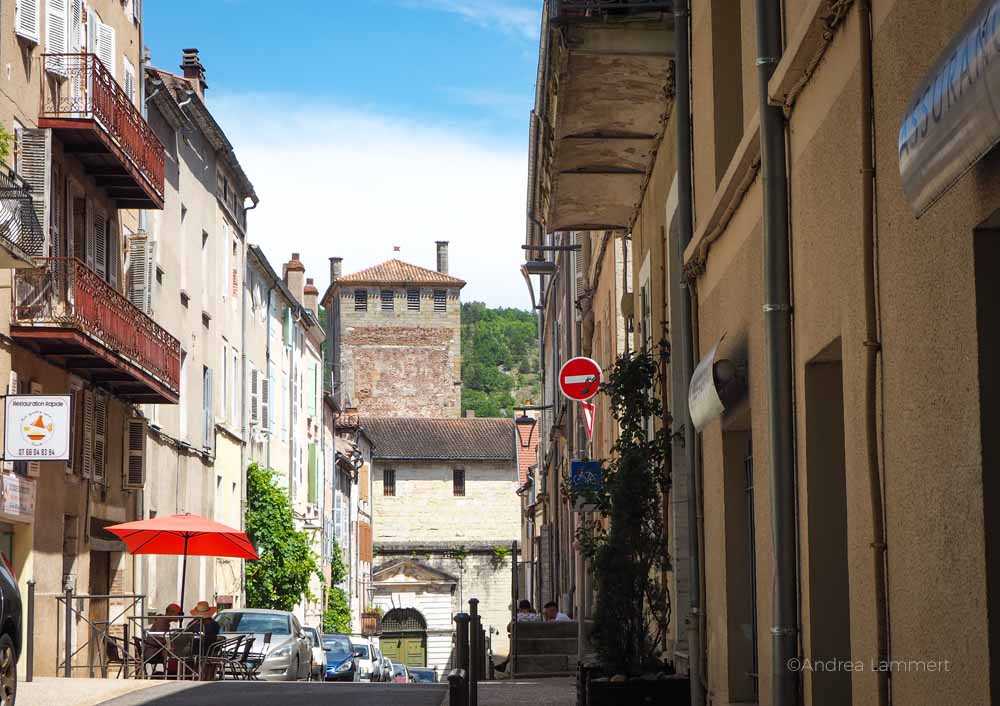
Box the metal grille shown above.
[453,468,465,497]
[0,168,45,258]
[433,289,447,312]
[407,289,420,311]
[380,289,394,311]
[381,608,426,633]
[383,469,396,497]
[354,289,367,311]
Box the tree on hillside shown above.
[245,463,320,611]
[461,302,540,417]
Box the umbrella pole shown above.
[180,535,190,613]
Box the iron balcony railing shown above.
[550,0,673,18]
[41,53,165,201]
[13,258,180,393]
[0,169,45,259]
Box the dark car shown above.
[0,552,21,705]
[323,633,356,682]
[408,667,437,684]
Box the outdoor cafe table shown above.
[125,615,212,680]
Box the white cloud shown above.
[400,0,540,40]
[209,93,532,310]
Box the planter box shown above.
[583,674,690,706]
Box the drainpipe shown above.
[858,3,890,705]
[754,1,799,705]
[671,3,704,705]
[239,201,257,606]
[265,283,274,470]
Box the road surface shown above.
[95,681,446,706]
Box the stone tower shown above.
[327,242,465,418]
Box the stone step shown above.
[514,654,571,674]
[514,620,580,639]
[516,636,578,655]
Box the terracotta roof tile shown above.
[337,259,466,287]
[363,417,515,461]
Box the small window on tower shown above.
[434,290,447,312]
[354,289,367,311]
[407,289,420,311]
[453,468,465,497]
[381,289,394,312]
[384,469,396,497]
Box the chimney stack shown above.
[465,410,476,418]
[283,252,306,304]
[436,241,449,275]
[180,48,207,97]
[303,278,319,317]
[329,257,343,283]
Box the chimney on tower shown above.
[180,48,207,97]
[436,241,449,275]
[329,257,343,283]
[283,253,306,304]
[303,278,319,317]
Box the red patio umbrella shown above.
[106,513,258,613]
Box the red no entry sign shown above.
[559,357,602,401]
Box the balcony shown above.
[527,1,674,236]
[0,169,46,268]
[12,258,180,403]
[40,53,165,209]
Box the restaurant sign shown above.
[0,474,35,522]
[3,395,72,461]
[899,0,1000,215]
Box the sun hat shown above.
[164,603,182,615]
[190,600,217,617]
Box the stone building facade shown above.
[365,417,520,672]
[323,243,465,418]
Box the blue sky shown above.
[145,1,540,308]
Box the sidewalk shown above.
[477,677,575,706]
[17,677,198,706]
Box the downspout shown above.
[265,284,274,470]
[754,1,799,705]
[672,3,704,705]
[859,3,890,705]
[240,200,258,606]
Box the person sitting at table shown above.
[151,603,182,632]
[187,601,221,680]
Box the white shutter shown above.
[92,393,107,484]
[81,389,94,479]
[45,0,69,74]
[261,373,269,431]
[123,417,146,489]
[132,0,140,23]
[203,368,213,450]
[122,57,136,104]
[26,381,43,477]
[69,0,82,51]
[96,21,114,78]
[20,129,51,257]
[250,368,259,425]
[93,210,107,278]
[15,0,40,43]
[126,233,149,312]
[574,232,585,300]
[3,372,18,472]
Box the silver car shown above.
[216,609,312,681]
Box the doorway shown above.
[379,608,427,668]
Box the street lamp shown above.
[366,581,376,608]
[514,404,552,448]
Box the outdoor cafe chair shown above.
[202,635,244,681]
[229,637,255,680]
[102,634,132,679]
[245,632,271,680]
[164,631,198,680]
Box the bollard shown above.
[448,668,469,706]
[468,598,480,706]
[25,580,34,683]
[63,586,72,678]
[479,626,487,681]
[455,612,470,678]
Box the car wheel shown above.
[0,634,16,706]
[290,656,299,681]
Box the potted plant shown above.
[570,342,689,706]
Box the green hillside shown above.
[461,302,540,418]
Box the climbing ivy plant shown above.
[245,463,321,612]
[323,539,352,634]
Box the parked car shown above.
[383,657,395,683]
[301,626,326,680]
[0,553,21,706]
[408,667,437,684]
[323,633,356,682]
[392,662,410,684]
[349,636,379,682]
[216,609,311,681]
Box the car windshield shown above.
[323,635,353,657]
[351,642,370,659]
[410,669,434,682]
[303,627,319,647]
[393,664,407,675]
[216,612,291,635]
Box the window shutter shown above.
[93,210,107,278]
[283,307,293,347]
[126,233,146,310]
[26,381,43,477]
[221,223,229,301]
[307,443,318,505]
[45,0,69,73]
[96,21,115,78]
[203,368,213,451]
[250,368,259,425]
[19,129,50,257]
[574,232,585,300]
[261,373,270,431]
[15,0,40,43]
[92,393,107,484]
[132,0,140,23]
[70,0,82,51]
[122,57,136,104]
[81,389,94,479]
[107,219,120,290]
[123,417,146,489]
[3,372,17,472]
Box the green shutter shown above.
[283,307,293,347]
[307,443,318,505]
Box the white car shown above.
[350,635,378,682]
[302,626,327,681]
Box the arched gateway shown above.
[379,607,428,668]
